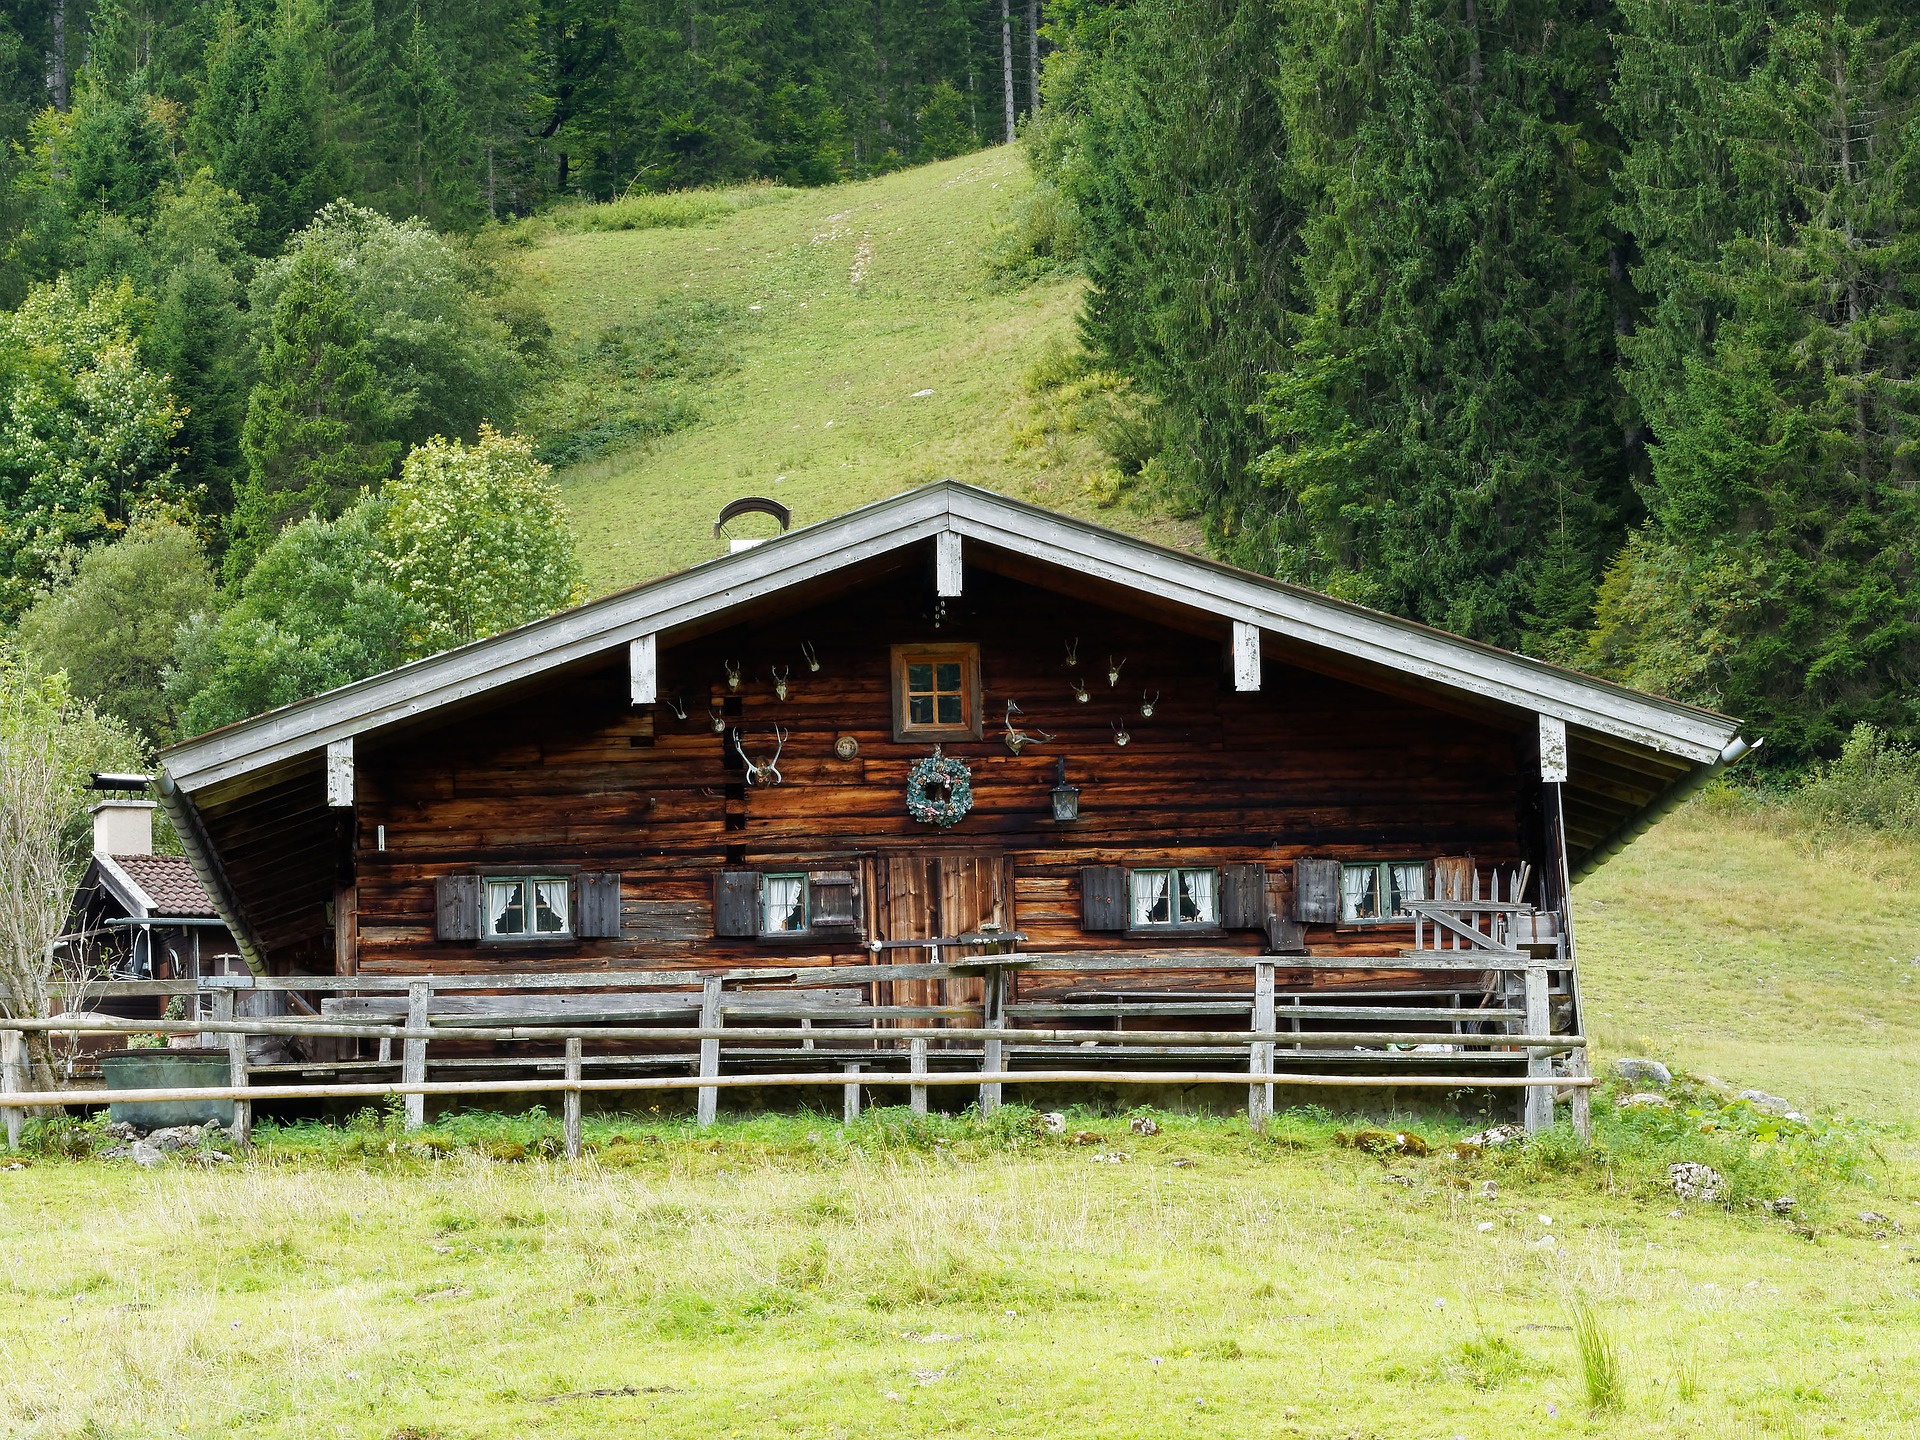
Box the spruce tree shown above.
[228,247,397,579]
[1253,0,1628,654]
[1606,0,1920,758]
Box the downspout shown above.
[154,768,268,976]
[1569,737,1756,883]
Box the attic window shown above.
[487,876,570,938]
[891,644,981,742]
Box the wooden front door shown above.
[875,852,1013,1022]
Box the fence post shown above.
[697,977,723,1128]
[842,1061,862,1123]
[226,1024,251,1147]
[979,963,1005,1116]
[1569,1045,1591,1143]
[564,1037,583,1159]
[1523,962,1552,1134]
[910,1038,928,1116]
[1249,961,1275,1134]
[403,981,431,1131]
[2,1030,22,1151]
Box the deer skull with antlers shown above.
[1001,700,1055,755]
[734,726,789,785]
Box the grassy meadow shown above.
[516,146,1200,593]
[2,794,1918,1439]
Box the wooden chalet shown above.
[151,483,1746,1116]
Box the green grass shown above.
[1578,787,1920,1123]
[514,146,1200,593]
[2,1098,1914,1438]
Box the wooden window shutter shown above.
[809,871,858,930]
[713,870,760,937]
[1080,865,1127,931]
[1220,864,1269,929]
[435,874,481,941]
[574,872,622,938]
[1293,858,1341,924]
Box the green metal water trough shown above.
[99,1050,235,1129]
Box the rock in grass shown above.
[1739,1089,1794,1114]
[1129,1116,1160,1136]
[1761,1196,1798,1214]
[1618,1093,1669,1109]
[1613,1058,1672,1086]
[1455,1125,1526,1151]
[142,1125,204,1151]
[1668,1161,1726,1203]
[128,1140,165,1168]
[1039,1112,1067,1135]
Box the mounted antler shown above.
[724,660,742,692]
[734,725,789,785]
[665,694,689,720]
[708,709,727,733]
[1063,637,1080,667]
[1002,700,1055,755]
[800,640,821,673]
[771,664,791,702]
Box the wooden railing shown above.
[7,953,1592,1152]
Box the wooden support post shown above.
[226,1022,251,1146]
[1569,1046,1591,1143]
[563,1037,583,1159]
[1249,961,1275,1133]
[697,977,722,1128]
[979,964,1006,1115]
[1523,962,1552,1134]
[403,981,430,1130]
[935,530,963,597]
[910,1038,928,1116]
[2,1031,22,1151]
[842,1062,862,1123]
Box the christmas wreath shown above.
[906,748,974,828]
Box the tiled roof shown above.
[112,854,219,918]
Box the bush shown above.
[1790,723,1920,835]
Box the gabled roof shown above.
[159,482,1740,799]
[78,853,220,922]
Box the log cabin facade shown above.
[153,484,1745,1103]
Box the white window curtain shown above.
[1130,870,1170,927]
[488,880,523,936]
[1388,864,1426,918]
[534,880,570,934]
[1341,865,1378,923]
[1179,869,1215,924]
[764,875,806,933]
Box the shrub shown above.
[1790,723,1920,835]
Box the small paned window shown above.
[890,644,981,741]
[486,876,571,938]
[1129,867,1218,928]
[762,873,809,935]
[1340,861,1428,923]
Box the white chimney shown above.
[90,800,156,857]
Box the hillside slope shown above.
[524,147,1197,592]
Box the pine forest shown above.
[1,0,1916,772]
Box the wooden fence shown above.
[3,952,1593,1156]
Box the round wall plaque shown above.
[833,735,860,760]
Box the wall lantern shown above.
[1051,756,1080,823]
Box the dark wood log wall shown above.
[328,569,1531,985]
